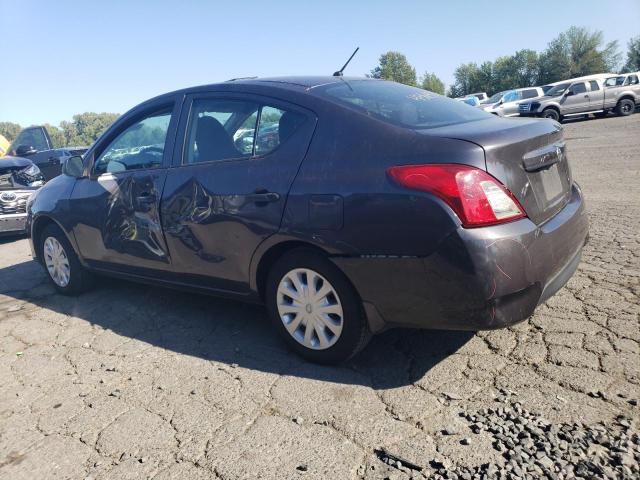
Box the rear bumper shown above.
[332,183,588,332]
[0,213,28,236]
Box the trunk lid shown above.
[419,117,572,226]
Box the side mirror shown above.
[62,155,85,178]
[16,145,37,156]
[565,90,575,97]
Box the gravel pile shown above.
[431,399,639,479]
[376,392,638,480]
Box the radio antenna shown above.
[333,47,359,77]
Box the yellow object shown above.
[0,134,9,157]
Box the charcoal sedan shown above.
[27,77,588,363]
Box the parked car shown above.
[456,92,488,103]
[0,155,44,235]
[455,96,481,107]
[600,71,640,116]
[517,73,636,121]
[480,87,545,117]
[27,77,588,363]
[7,125,88,181]
[468,92,488,102]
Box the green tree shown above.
[71,112,119,146]
[538,27,621,84]
[370,51,417,86]
[447,62,493,97]
[0,122,22,142]
[492,50,540,92]
[420,72,445,95]
[43,124,65,149]
[624,36,640,72]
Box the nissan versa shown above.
[27,77,589,363]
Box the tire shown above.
[40,224,93,295]
[265,248,371,364]
[616,98,635,116]
[541,108,560,122]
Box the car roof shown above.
[181,76,375,94]
[137,76,381,110]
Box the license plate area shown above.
[530,161,571,216]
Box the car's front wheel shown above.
[40,224,93,295]
[541,108,560,122]
[265,249,371,364]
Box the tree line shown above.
[370,27,640,97]
[0,112,119,148]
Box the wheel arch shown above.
[31,215,79,264]
[617,94,636,104]
[542,105,561,114]
[252,239,331,301]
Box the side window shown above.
[11,127,49,152]
[502,91,518,103]
[94,108,172,175]
[589,81,600,91]
[255,106,306,155]
[570,83,587,94]
[186,99,259,164]
[625,75,639,86]
[521,89,539,99]
[185,99,307,163]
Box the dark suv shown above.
[27,77,588,363]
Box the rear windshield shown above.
[316,80,489,129]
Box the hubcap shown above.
[276,268,344,350]
[622,103,631,113]
[43,237,70,287]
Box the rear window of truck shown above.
[317,80,489,129]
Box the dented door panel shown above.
[69,170,172,273]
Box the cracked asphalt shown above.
[1,114,639,479]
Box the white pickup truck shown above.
[518,72,640,121]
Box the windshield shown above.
[545,83,571,96]
[317,80,489,129]
[482,91,505,104]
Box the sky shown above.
[1,0,638,126]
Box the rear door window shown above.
[184,99,307,164]
[521,89,539,99]
[317,80,488,129]
[625,75,639,86]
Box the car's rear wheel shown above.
[40,224,93,295]
[616,98,635,116]
[541,108,560,122]
[265,249,371,364]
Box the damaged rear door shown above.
[161,92,316,293]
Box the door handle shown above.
[246,191,280,204]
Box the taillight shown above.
[387,164,526,227]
